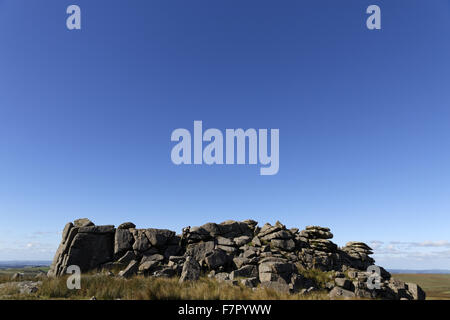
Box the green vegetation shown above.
[296,265,333,288]
[393,274,450,300]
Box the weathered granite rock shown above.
[406,282,426,300]
[186,241,215,261]
[145,229,175,248]
[335,277,353,291]
[63,226,115,273]
[179,256,201,282]
[271,239,295,251]
[141,253,164,263]
[138,260,159,273]
[114,229,134,258]
[132,231,151,252]
[47,218,426,300]
[299,226,333,240]
[118,222,136,229]
[118,260,139,278]
[230,265,258,280]
[117,250,136,265]
[73,218,94,228]
[329,286,356,299]
[205,249,229,269]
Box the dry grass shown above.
[0,283,21,296]
[11,274,329,300]
[0,274,38,284]
[0,266,337,300]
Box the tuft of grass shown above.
[0,283,21,296]
[0,274,38,284]
[296,265,334,288]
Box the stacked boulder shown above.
[296,226,341,271]
[47,218,426,300]
[340,242,375,270]
[48,219,183,279]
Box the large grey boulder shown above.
[47,222,78,277]
[132,231,151,252]
[186,241,215,261]
[271,239,295,251]
[300,226,333,239]
[258,259,296,284]
[335,277,353,291]
[216,236,234,246]
[73,218,94,228]
[118,260,139,278]
[260,230,292,241]
[257,221,285,238]
[145,229,175,248]
[186,220,254,242]
[234,236,251,246]
[179,256,201,283]
[141,253,164,263]
[230,265,258,280]
[233,257,254,269]
[329,287,356,299]
[114,228,134,257]
[205,250,229,269]
[164,245,183,259]
[259,261,295,275]
[406,283,426,300]
[48,220,118,277]
[139,260,160,273]
[57,225,115,274]
[118,222,136,229]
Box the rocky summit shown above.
[48,219,426,300]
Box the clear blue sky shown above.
[0,0,449,269]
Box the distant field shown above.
[394,274,450,300]
[0,266,49,283]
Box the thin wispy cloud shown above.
[370,240,450,267]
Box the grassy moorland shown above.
[393,274,450,300]
[0,264,335,300]
[1,265,449,300]
[0,274,330,300]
